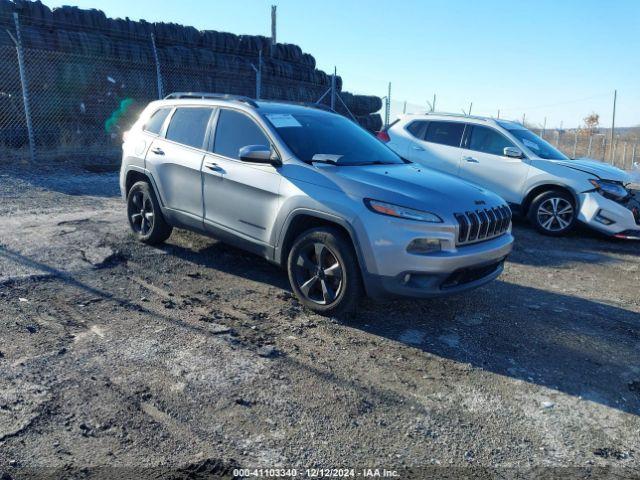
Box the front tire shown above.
[287,227,362,317]
[528,190,576,236]
[127,181,173,244]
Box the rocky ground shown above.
[0,166,639,479]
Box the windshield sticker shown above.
[266,113,302,128]
[522,138,540,151]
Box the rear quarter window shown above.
[406,120,428,139]
[143,108,171,135]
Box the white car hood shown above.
[554,158,632,183]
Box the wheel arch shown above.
[276,210,365,273]
[522,183,578,215]
[123,167,165,207]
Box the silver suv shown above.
[120,93,514,315]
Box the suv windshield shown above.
[264,111,403,165]
[505,127,569,160]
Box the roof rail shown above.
[416,111,489,122]
[164,92,258,107]
[250,98,337,113]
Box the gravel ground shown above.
[0,167,639,479]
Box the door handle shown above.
[464,156,479,163]
[204,162,223,172]
[150,147,164,155]
[411,145,425,151]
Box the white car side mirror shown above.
[504,147,523,159]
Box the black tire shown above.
[126,181,173,244]
[528,190,577,236]
[287,227,362,317]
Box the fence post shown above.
[611,137,618,166]
[622,142,627,169]
[587,134,593,157]
[572,130,578,158]
[632,144,637,169]
[330,67,337,111]
[251,50,262,100]
[11,13,36,163]
[150,34,164,99]
[601,137,607,161]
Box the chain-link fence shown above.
[534,128,637,171]
[0,9,382,167]
[0,12,164,165]
[0,44,30,163]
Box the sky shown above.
[41,0,640,128]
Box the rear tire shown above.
[528,190,576,236]
[287,227,362,317]
[127,181,173,244]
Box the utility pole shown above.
[541,117,546,139]
[271,5,277,45]
[497,109,500,119]
[432,93,436,112]
[468,102,473,115]
[402,101,407,114]
[610,89,616,162]
[522,113,526,126]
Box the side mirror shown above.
[238,145,281,166]
[504,147,523,159]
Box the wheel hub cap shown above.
[537,197,573,232]
[128,191,154,235]
[294,242,343,305]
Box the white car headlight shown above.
[589,179,629,201]
[364,199,443,223]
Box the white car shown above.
[379,113,639,239]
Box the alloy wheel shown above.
[293,242,343,305]
[129,190,155,235]
[536,197,574,232]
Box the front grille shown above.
[455,205,512,245]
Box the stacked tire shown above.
[0,1,383,156]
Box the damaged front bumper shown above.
[578,190,640,238]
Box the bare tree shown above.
[583,112,600,135]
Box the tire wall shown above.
[0,1,382,160]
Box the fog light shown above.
[407,238,442,254]
[595,210,615,226]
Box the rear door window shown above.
[165,107,213,149]
[468,125,515,156]
[143,108,171,135]
[424,121,464,147]
[213,109,269,159]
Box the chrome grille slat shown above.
[486,208,497,236]
[477,210,489,238]
[466,211,479,241]
[455,204,512,246]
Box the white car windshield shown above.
[504,126,569,160]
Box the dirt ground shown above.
[0,166,639,479]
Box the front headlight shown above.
[589,179,629,201]
[364,199,443,223]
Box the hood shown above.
[319,163,506,212]
[554,158,632,183]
